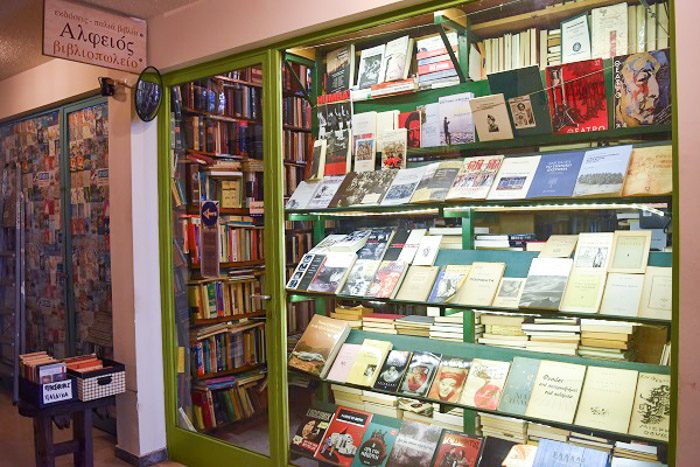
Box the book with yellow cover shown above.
[574,366,639,433]
[491,277,527,309]
[453,262,506,306]
[346,339,394,387]
[622,145,672,196]
[395,265,440,302]
[638,266,672,320]
[525,361,586,424]
[608,230,651,274]
[559,269,607,314]
[599,272,645,317]
[628,372,670,441]
[539,235,578,258]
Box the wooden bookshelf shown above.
[283,124,312,133]
[191,259,265,270]
[197,363,265,381]
[186,206,250,216]
[185,148,246,160]
[213,75,263,88]
[192,311,267,326]
[284,160,307,168]
[183,107,261,125]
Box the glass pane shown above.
[170,64,269,455]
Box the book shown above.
[614,49,671,128]
[432,430,483,467]
[399,351,442,397]
[487,155,541,200]
[366,261,409,299]
[525,360,586,424]
[427,357,471,403]
[519,258,574,310]
[469,94,514,142]
[429,265,472,304]
[412,235,442,266]
[325,129,352,176]
[341,260,383,297]
[608,230,652,273]
[559,269,607,314]
[628,372,670,441]
[526,151,585,198]
[546,59,608,134]
[622,145,673,196]
[420,103,441,147]
[491,277,527,309]
[376,111,399,152]
[381,166,427,206]
[380,129,408,169]
[540,235,579,258]
[478,438,518,467]
[638,266,672,320]
[308,252,357,294]
[357,228,395,261]
[307,175,346,209]
[446,155,504,201]
[573,232,615,270]
[591,2,628,59]
[501,444,538,467]
[381,35,413,82]
[329,170,397,208]
[288,314,351,378]
[354,138,377,173]
[398,111,421,149]
[315,406,371,466]
[327,343,363,383]
[438,92,476,145]
[573,145,633,197]
[453,262,506,307]
[335,230,373,252]
[286,180,320,210]
[394,265,440,302]
[575,366,639,433]
[347,339,394,387]
[411,160,463,203]
[290,407,335,456]
[373,350,412,393]
[309,139,327,180]
[326,45,356,94]
[497,357,540,416]
[385,421,442,467]
[351,418,401,467]
[357,44,386,90]
[561,13,592,64]
[532,439,609,467]
[460,359,511,410]
[353,112,378,147]
[599,273,645,317]
[297,255,327,291]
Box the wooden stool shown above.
[17,396,115,467]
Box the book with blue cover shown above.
[351,418,401,467]
[532,439,609,467]
[497,357,540,415]
[527,151,585,198]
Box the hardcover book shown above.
[351,418,401,467]
[328,170,397,208]
[379,129,408,169]
[326,45,356,94]
[546,59,608,134]
[487,155,541,200]
[373,350,412,393]
[497,357,540,416]
[357,44,386,90]
[608,230,652,274]
[327,343,363,383]
[411,160,463,203]
[288,314,351,378]
[525,360,586,424]
[427,357,471,403]
[599,272,645,317]
[532,439,609,467]
[366,261,409,299]
[315,406,372,466]
[519,258,574,310]
[398,111,422,149]
[540,235,579,258]
[453,262,506,307]
[309,139,327,181]
[412,235,443,266]
[446,155,504,201]
[394,265,440,302]
[559,269,607,314]
[573,232,615,270]
[628,372,670,441]
[432,430,483,467]
[386,421,442,467]
[381,166,427,206]
[526,151,585,198]
[638,266,672,320]
[341,260,383,297]
[347,339,394,387]
[622,145,673,196]
[438,92,476,145]
[469,94,514,142]
[614,50,671,128]
[491,277,527,309]
[573,145,633,197]
[575,366,639,433]
[307,252,357,294]
[354,138,377,173]
[460,358,511,410]
[399,351,442,397]
[428,265,472,304]
[306,175,346,210]
[291,407,335,456]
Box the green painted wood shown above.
[461,210,474,250]
[284,52,315,68]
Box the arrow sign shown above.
[200,200,220,278]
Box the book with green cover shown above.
[497,357,540,416]
[351,418,402,467]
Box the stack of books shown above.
[394,315,434,337]
[331,305,373,329]
[362,313,404,334]
[527,423,570,443]
[568,432,614,454]
[430,226,463,250]
[397,397,434,424]
[429,312,464,342]
[545,28,562,67]
[415,32,460,87]
[479,412,528,444]
[362,390,400,418]
[478,314,528,349]
[432,407,465,432]
[19,351,67,384]
[612,442,660,463]
[578,319,636,361]
[522,317,581,356]
[331,384,364,410]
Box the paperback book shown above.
[491,277,527,309]
[427,357,471,403]
[614,49,671,128]
[354,138,377,173]
[438,92,476,145]
[519,257,573,310]
[357,228,395,261]
[315,406,372,466]
[381,166,427,206]
[526,151,584,198]
[306,175,346,209]
[307,252,357,294]
[398,111,422,149]
[341,260,383,297]
[453,262,506,307]
[386,421,443,467]
[327,343,363,383]
[525,360,586,424]
[573,232,614,270]
[373,350,412,392]
[446,155,504,200]
[394,265,440,302]
[432,431,483,467]
[460,358,511,410]
[411,160,463,203]
[326,45,356,94]
[347,339,394,387]
[487,155,541,200]
[428,265,472,304]
[622,145,673,196]
[573,145,633,197]
[366,261,409,299]
[399,351,442,397]
[325,129,352,176]
[469,94,514,142]
[352,418,401,467]
[379,128,408,169]
[329,170,397,207]
[288,314,351,378]
[357,45,386,90]
[574,366,639,433]
[290,407,335,456]
[497,357,540,416]
[628,372,670,441]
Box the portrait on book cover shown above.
[614,49,671,128]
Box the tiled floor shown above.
[0,390,185,467]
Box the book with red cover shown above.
[366,261,409,299]
[432,430,483,467]
[315,406,373,466]
[545,58,608,135]
[398,111,422,149]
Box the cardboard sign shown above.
[200,201,220,278]
[42,380,73,404]
[43,0,147,73]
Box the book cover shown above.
[609,230,651,274]
[381,35,412,82]
[575,366,639,433]
[351,418,401,467]
[561,13,592,64]
[546,59,608,134]
[638,266,672,320]
[382,229,410,262]
[327,343,363,383]
[290,407,335,456]
[319,102,353,139]
[354,138,377,173]
[622,145,672,196]
[539,235,579,258]
[309,139,327,180]
[397,229,427,264]
[366,261,409,299]
[519,258,574,310]
[288,314,351,378]
[341,260,383,297]
[478,438,518,467]
[307,175,346,209]
[487,155,541,201]
[438,92,476,145]
[614,49,671,128]
[532,439,609,467]
[526,151,585,198]
[488,65,553,136]
[412,235,442,266]
[287,253,317,291]
[325,129,352,176]
[395,265,440,302]
[453,262,506,307]
[315,406,372,466]
[386,421,442,467]
[525,361,587,424]
[312,234,354,253]
[373,350,412,393]
[346,339,394,387]
[308,252,357,294]
[573,145,633,197]
[298,255,327,290]
[600,272,645,317]
[491,277,527,309]
[353,112,378,146]
[427,357,471,403]
[326,45,355,94]
[446,155,504,201]
[335,230,373,252]
[420,103,441,148]
[469,94,514,142]
[381,166,427,206]
[399,351,442,397]
[411,160,463,203]
[357,44,386,90]
[628,372,670,441]
[379,128,408,169]
[573,232,615,270]
[357,228,396,261]
[497,357,540,416]
[376,110,399,152]
[591,2,628,59]
[428,265,472,304]
[432,430,483,467]
[460,358,511,410]
[398,111,422,149]
[329,170,397,208]
[559,269,607,314]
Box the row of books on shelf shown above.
[284,129,313,164]
[287,300,316,337]
[188,272,266,321]
[174,77,262,121]
[286,230,313,265]
[180,159,245,206]
[179,215,264,265]
[289,314,670,441]
[219,68,263,85]
[182,115,263,157]
[282,95,312,129]
[286,144,671,210]
[192,321,266,377]
[19,351,109,383]
[283,61,312,94]
[286,229,670,320]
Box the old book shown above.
[638,266,672,320]
[429,265,472,304]
[395,265,439,302]
[573,145,633,197]
[491,277,527,309]
[308,139,327,180]
[525,361,586,424]
[427,357,471,403]
[561,13,592,63]
[399,351,442,397]
[324,129,352,176]
[307,251,357,294]
[376,110,399,153]
[497,357,540,416]
[327,343,363,383]
[622,145,672,196]
[432,430,483,467]
[386,421,442,467]
[591,2,628,59]
[446,155,504,201]
[559,269,607,314]
[526,151,585,199]
[460,358,511,410]
[412,235,442,266]
[573,232,615,270]
[290,407,335,457]
[357,44,386,90]
[438,92,476,145]
[519,258,573,310]
[608,230,651,274]
[347,339,394,387]
[453,262,506,306]
[397,229,427,264]
[381,35,413,82]
[315,406,371,466]
[286,180,320,210]
[357,228,395,262]
[372,350,412,393]
[326,45,355,94]
[306,175,346,209]
[351,418,401,467]
[487,155,541,200]
[354,138,376,173]
[288,314,351,378]
[540,235,579,258]
[469,94,514,142]
[398,110,422,149]
[341,260,383,297]
[329,170,397,208]
[411,161,462,203]
[532,439,608,467]
[380,128,408,169]
[366,261,409,299]
[600,273,645,317]
[575,366,639,433]
[353,111,378,147]
[381,166,427,206]
[628,372,670,441]
[297,255,327,291]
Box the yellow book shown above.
[395,265,440,302]
[628,372,670,441]
[539,235,578,258]
[622,145,672,196]
[491,277,526,309]
[346,339,393,387]
[638,266,672,320]
[559,269,607,314]
[453,262,505,306]
[525,361,586,424]
[575,367,639,433]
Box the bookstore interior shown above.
[0,0,686,466]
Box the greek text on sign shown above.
[42,380,73,404]
[43,0,147,73]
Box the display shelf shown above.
[185,148,247,160]
[191,259,266,270]
[213,75,263,88]
[197,362,265,381]
[192,311,267,326]
[183,108,261,125]
[283,161,307,168]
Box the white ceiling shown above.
[0,0,197,81]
